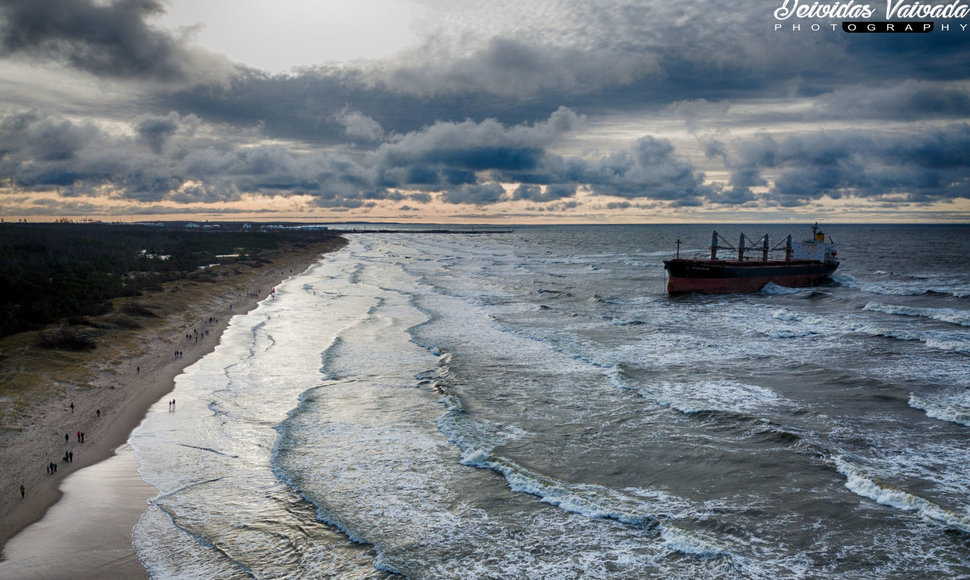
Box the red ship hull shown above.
[663,259,838,295]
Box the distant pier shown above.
[332,227,514,234]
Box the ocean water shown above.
[129,224,970,578]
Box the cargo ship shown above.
[663,224,839,294]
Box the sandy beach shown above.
[0,236,345,577]
[0,444,154,579]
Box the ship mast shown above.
[738,232,771,261]
[709,230,798,262]
[710,231,737,260]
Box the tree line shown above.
[0,223,337,338]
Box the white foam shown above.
[758,327,815,339]
[642,380,785,415]
[834,457,970,533]
[458,449,743,565]
[659,523,728,559]
[836,273,970,298]
[456,451,747,567]
[834,274,926,296]
[909,393,970,427]
[761,282,801,295]
[854,324,970,354]
[771,308,805,322]
[460,450,683,528]
[864,302,970,327]
[460,447,490,464]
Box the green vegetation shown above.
[0,222,338,339]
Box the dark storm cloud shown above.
[384,35,658,99]
[0,110,216,198]
[142,0,846,147]
[136,112,197,154]
[390,1,968,111]
[335,109,384,143]
[129,0,970,175]
[440,183,506,205]
[4,0,970,214]
[601,137,704,200]
[363,112,710,204]
[0,108,717,207]
[0,110,99,162]
[368,107,583,192]
[6,0,970,132]
[721,125,970,205]
[811,80,970,121]
[0,0,230,81]
[510,184,576,202]
[156,41,776,146]
[161,70,588,149]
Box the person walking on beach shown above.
[20,484,24,498]
[70,402,74,413]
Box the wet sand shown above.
[0,444,153,579]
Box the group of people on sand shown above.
[185,325,212,344]
[178,314,221,353]
[19,400,98,500]
[20,307,229,501]
[34,402,96,485]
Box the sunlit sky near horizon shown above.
[1,0,969,223]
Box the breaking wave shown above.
[834,457,970,534]
[458,448,736,562]
[909,394,970,427]
[864,302,970,327]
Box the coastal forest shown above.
[0,222,339,340]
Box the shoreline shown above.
[0,444,154,579]
[0,237,345,566]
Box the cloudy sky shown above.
[1,0,969,223]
